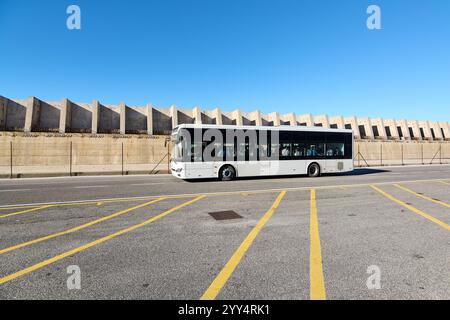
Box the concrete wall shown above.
[0,132,169,177]
[355,140,450,166]
[1,95,449,143]
[1,131,450,177]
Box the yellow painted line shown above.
[0,205,54,219]
[0,195,205,285]
[439,181,450,186]
[2,176,450,211]
[200,191,287,300]
[371,185,450,231]
[394,184,450,209]
[0,198,165,255]
[309,189,326,300]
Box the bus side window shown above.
[280,143,292,159]
[326,143,345,157]
[292,143,305,158]
[307,143,325,157]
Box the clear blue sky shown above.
[0,0,449,121]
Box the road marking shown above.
[0,205,54,219]
[0,198,165,255]
[1,177,450,211]
[309,189,326,300]
[0,197,165,211]
[74,185,109,189]
[394,184,450,209]
[201,191,287,300]
[0,189,32,193]
[131,183,167,186]
[439,181,450,186]
[0,196,205,285]
[371,185,450,231]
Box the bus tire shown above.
[219,165,236,181]
[307,163,321,177]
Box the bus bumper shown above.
[170,162,186,179]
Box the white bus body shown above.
[171,124,354,180]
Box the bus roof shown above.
[174,123,353,134]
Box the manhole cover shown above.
[209,211,242,221]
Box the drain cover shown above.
[209,211,242,221]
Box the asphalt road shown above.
[0,165,449,299]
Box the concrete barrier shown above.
[1,132,449,178]
[0,132,170,178]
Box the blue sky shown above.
[0,0,449,121]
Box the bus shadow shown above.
[183,168,390,182]
[330,168,390,176]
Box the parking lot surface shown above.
[0,165,449,299]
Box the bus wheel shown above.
[307,163,321,177]
[219,165,236,181]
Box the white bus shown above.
[170,124,353,180]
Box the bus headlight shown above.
[175,168,183,173]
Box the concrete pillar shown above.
[418,120,432,140]
[314,115,330,128]
[429,121,443,140]
[119,102,126,135]
[281,113,297,126]
[298,114,314,127]
[370,118,388,140]
[329,116,345,129]
[288,113,297,126]
[213,108,222,125]
[408,120,422,140]
[268,112,280,126]
[59,98,72,133]
[383,119,399,140]
[91,100,100,134]
[170,105,178,129]
[344,116,360,139]
[438,121,450,140]
[192,107,202,124]
[396,119,411,140]
[356,117,374,139]
[0,96,7,130]
[232,109,243,126]
[24,96,41,132]
[249,110,262,126]
[146,104,154,135]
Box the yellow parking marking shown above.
[200,191,287,300]
[394,184,450,209]
[0,196,205,285]
[0,205,54,219]
[1,177,449,211]
[309,189,326,300]
[0,198,165,255]
[371,185,450,231]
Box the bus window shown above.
[326,143,344,157]
[191,143,204,162]
[307,143,325,157]
[280,143,291,159]
[270,141,280,159]
[224,143,235,161]
[292,143,305,157]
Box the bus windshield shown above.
[171,133,183,163]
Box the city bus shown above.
[170,124,353,180]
